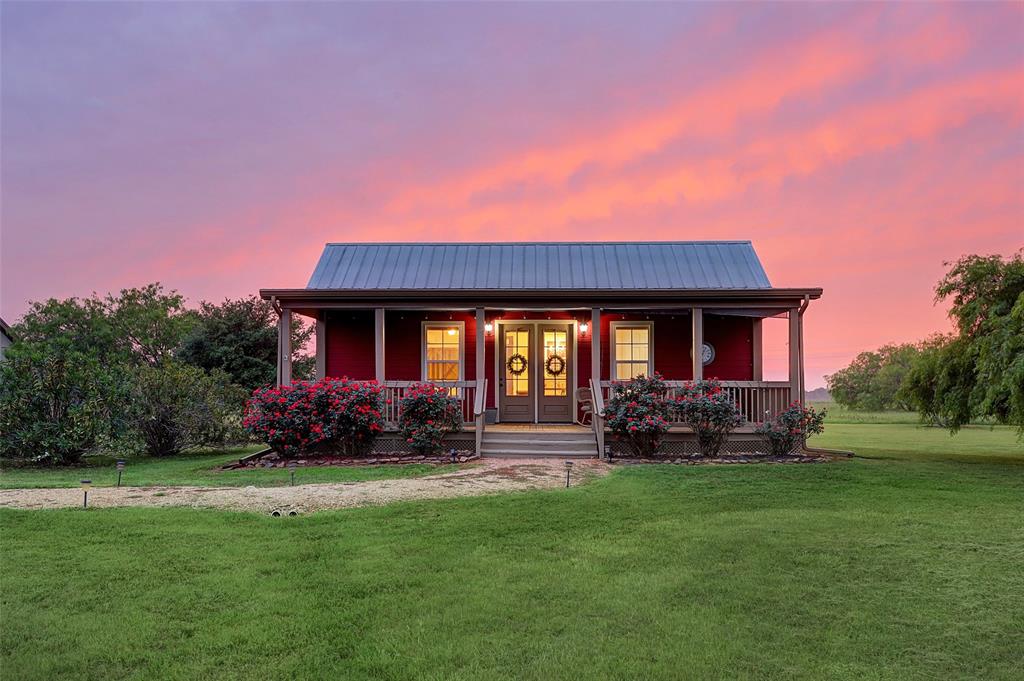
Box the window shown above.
[611,323,652,380]
[423,323,463,383]
[542,329,568,396]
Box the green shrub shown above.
[605,373,671,457]
[124,361,246,457]
[243,378,385,458]
[674,379,744,458]
[0,340,119,465]
[756,402,827,456]
[399,383,462,455]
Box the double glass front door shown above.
[498,323,573,422]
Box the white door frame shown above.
[493,319,578,423]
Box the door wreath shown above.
[506,353,528,376]
[545,354,566,376]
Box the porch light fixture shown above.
[565,461,574,488]
[116,460,125,488]
[484,322,494,334]
[287,461,297,486]
[578,322,589,335]
[80,479,92,509]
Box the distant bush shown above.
[673,379,744,458]
[243,378,384,458]
[605,373,671,457]
[756,402,827,456]
[399,383,462,455]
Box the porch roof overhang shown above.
[260,286,822,316]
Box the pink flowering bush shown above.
[605,373,671,457]
[756,401,826,456]
[243,378,385,457]
[399,382,463,454]
[674,379,744,458]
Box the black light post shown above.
[80,479,92,509]
[287,461,297,486]
[116,460,125,488]
[565,461,573,488]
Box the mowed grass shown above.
[0,448,456,489]
[2,425,1023,680]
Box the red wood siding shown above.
[320,309,754,400]
[324,311,375,380]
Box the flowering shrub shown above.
[243,378,384,457]
[674,379,743,458]
[756,401,826,456]
[605,373,672,457]
[399,382,463,454]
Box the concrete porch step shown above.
[482,438,595,450]
[479,448,597,459]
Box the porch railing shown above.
[598,380,792,426]
[381,380,479,428]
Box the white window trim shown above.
[609,320,654,380]
[421,321,465,383]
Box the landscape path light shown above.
[80,479,92,509]
[287,461,297,486]
[116,460,126,488]
[565,461,573,488]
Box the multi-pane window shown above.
[424,326,461,382]
[543,329,568,396]
[504,328,530,396]
[613,324,652,380]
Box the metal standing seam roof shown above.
[306,242,772,291]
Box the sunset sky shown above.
[1,2,1021,387]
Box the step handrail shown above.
[589,378,606,459]
[473,378,488,455]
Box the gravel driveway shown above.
[0,458,609,514]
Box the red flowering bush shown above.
[399,382,462,455]
[243,378,385,458]
[605,373,672,457]
[674,379,743,458]
[756,401,826,456]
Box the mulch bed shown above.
[611,453,828,465]
[222,451,480,470]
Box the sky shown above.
[1,2,1022,387]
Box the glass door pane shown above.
[504,329,530,396]
[543,330,568,396]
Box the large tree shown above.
[177,297,313,391]
[903,251,1024,433]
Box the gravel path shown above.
[0,459,610,514]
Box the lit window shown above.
[424,325,461,382]
[612,324,652,380]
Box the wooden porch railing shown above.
[598,380,792,426]
[474,378,488,455]
[381,380,479,428]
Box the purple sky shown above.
[2,2,1022,386]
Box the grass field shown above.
[0,448,457,489]
[2,421,1022,680]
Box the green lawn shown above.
[2,427,1023,680]
[0,448,457,489]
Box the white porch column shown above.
[315,313,326,379]
[751,318,763,381]
[277,308,292,387]
[590,308,601,387]
[789,307,800,404]
[374,308,385,383]
[475,308,485,383]
[691,307,703,381]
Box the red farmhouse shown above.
[261,241,822,457]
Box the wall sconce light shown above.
[484,322,494,334]
[579,322,589,335]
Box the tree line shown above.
[825,252,1023,433]
[0,284,312,464]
